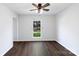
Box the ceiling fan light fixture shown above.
[36,9,43,14]
[36,10,38,13]
[40,9,43,14]
[39,9,43,14]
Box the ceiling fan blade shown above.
[30,9,38,11]
[42,3,50,8]
[32,3,38,8]
[43,9,49,11]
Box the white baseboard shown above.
[14,39,56,41]
[56,40,77,56]
[1,44,13,56]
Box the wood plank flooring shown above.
[4,41,76,56]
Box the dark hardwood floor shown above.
[4,41,76,56]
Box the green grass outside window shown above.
[33,32,41,37]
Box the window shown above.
[33,21,41,37]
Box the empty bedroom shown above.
[0,3,79,56]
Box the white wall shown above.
[14,15,56,41]
[0,4,16,56]
[56,4,79,55]
[13,17,18,41]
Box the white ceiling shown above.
[4,3,72,15]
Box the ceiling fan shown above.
[30,3,50,13]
